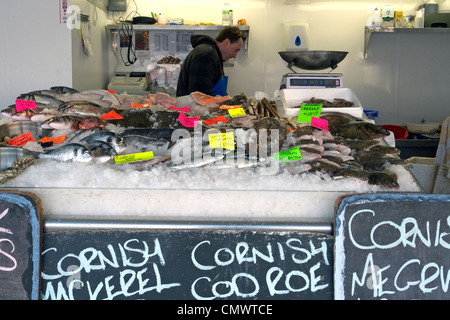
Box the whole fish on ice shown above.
[80,89,120,107]
[58,100,108,116]
[16,92,64,108]
[35,143,93,162]
[41,115,107,130]
[321,113,390,140]
[80,130,127,153]
[84,140,118,163]
[50,86,79,95]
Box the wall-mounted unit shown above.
[108,0,126,11]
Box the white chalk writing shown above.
[346,208,450,298]
[349,209,450,250]
[0,208,17,272]
[41,234,331,300]
[190,238,330,300]
[41,238,180,300]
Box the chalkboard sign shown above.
[41,230,333,300]
[334,193,450,300]
[0,191,43,300]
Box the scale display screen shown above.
[289,78,341,88]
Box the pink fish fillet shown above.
[191,91,230,106]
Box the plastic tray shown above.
[280,88,364,118]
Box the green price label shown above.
[297,104,322,123]
[274,146,302,162]
[114,151,154,164]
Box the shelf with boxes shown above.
[363,26,450,58]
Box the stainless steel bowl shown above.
[0,120,52,143]
[0,147,31,169]
[279,50,348,71]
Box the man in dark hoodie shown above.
[176,26,246,97]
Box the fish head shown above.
[78,117,107,130]
[74,146,93,162]
[1,105,16,117]
[108,136,127,153]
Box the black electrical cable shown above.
[114,3,140,66]
[119,22,137,66]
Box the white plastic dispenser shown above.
[283,22,309,51]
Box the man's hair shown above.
[216,26,247,44]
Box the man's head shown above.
[216,26,246,62]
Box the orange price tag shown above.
[131,102,151,109]
[202,115,229,126]
[8,132,34,146]
[101,110,124,120]
[40,135,67,144]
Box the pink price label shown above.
[170,105,191,113]
[178,112,199,128]
[311,116,329,131]
[15,99,37,112]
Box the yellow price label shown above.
[228,108,246,118]
[208,132,235,150]
[114,151,154,164]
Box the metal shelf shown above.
[108,24,249,31]
[364,26,450,58]
[107,23,250,57]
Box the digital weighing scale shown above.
[277,50,348,90]
[280,73,343,89]
[107,71,148,94]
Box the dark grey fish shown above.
[340,159,364,170]
[85,140,117,155]
[28,89,61,98]
[368,170,399,189]
[123,135,174,156]
[309,158,341,173]
[333,168,370,182]
[121,128,179,156]
[50,86,79,95]
[17,93,64,107]
[85,140,117,163]
[356,151,404,171]
[121,128,176,141]
[81,131,127,153]
[368,144,401,155]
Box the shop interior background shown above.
[0,0,448,126]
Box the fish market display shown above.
[0,86,418,192]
